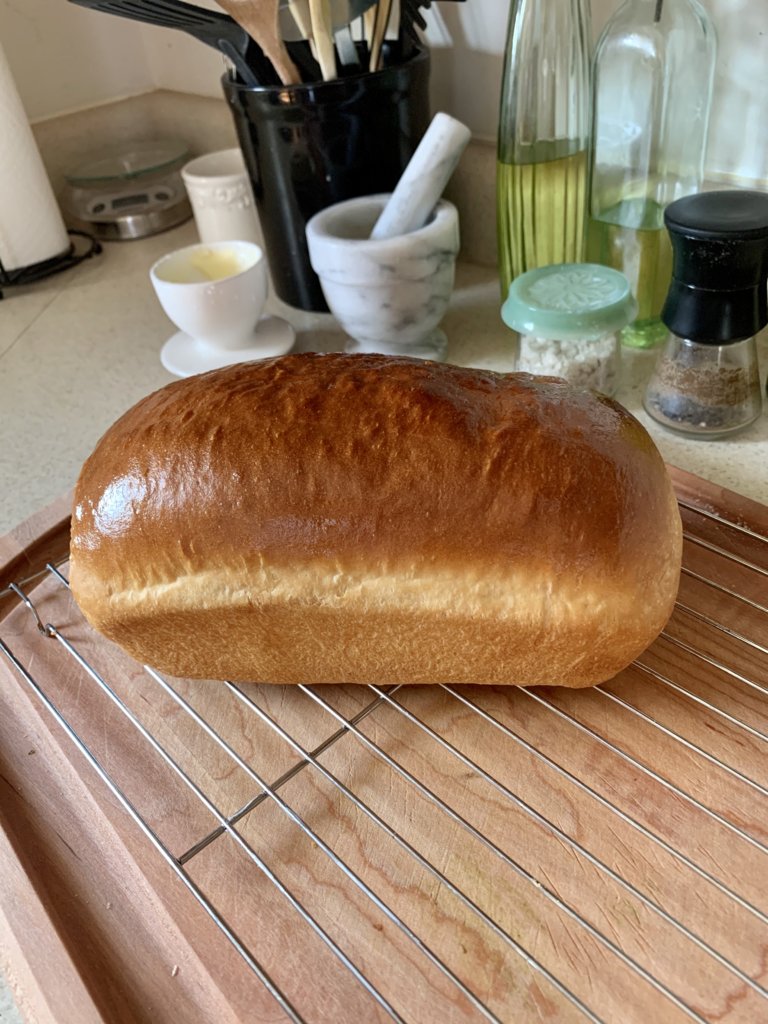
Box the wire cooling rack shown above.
[1,487,767,1024]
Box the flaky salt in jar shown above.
[501,263,637,395]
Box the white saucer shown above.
[160,316,295,377]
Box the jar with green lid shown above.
[501,263,637,395]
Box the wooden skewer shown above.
[217,0,302,85]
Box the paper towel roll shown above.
[0,40,70,273]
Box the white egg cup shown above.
[150,240,294,377]
[306,194,460,361]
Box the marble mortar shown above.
[306,194,460,360]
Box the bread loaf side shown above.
[69,353,682,686]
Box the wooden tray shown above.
[1,467,767,1024]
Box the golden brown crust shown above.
[69,353,682,685]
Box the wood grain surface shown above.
[0,467,766,1023]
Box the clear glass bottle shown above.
[586,0,716,349]
[496,0,591,298]
[643,191,768,439]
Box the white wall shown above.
[0,0,152,120]
[0,0,766,183]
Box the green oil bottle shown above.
[496,0,591,300]
[588,0,716,349]
[586,198,673,348]
[497,141,588,299]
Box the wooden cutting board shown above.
[0,467,766,1024]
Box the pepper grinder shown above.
[643,190,768,439]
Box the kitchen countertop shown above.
[1,219,767,537]
[0,221,767,1024]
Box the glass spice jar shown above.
[644,334,762,437]
[500,263,637,395]
[643,190,768,439]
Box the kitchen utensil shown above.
[217,0,301,85]
[370,111,470,239]
[308,0,336,79]
[367,0,392,71]
[400,0,465,43]
[400,0,425,39]
[68,0,267,86]
[333,27,359,67]
[62,139,193,240]
[223,42,430,310]
[279,0,372,71]
[150,240,295,375]
[362,4,377,62]
[306,194,459,360]
[385,0,400,39]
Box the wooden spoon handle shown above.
[218,0,302,85]
[368,0,392,72]
[308,0,337,80]
[263,35,303,85]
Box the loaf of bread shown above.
[69,353,682,687]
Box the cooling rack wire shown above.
[1,491,767,1024]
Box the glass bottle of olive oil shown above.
[497,0,591,299]
[586,198,673,348]
[497,142,588,298]
[588,0,716,348]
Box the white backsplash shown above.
[2,0,766,189]
[705,0,768,186]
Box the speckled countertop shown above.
[1,218,767,538]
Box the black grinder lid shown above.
[661,190,768,344]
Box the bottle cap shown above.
[501,263,637,341]
[661,190,768,343]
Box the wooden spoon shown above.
[217,0,301,85]
[367,0,392,72]
[308,0,336,80]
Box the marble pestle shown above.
[369,112,471,241]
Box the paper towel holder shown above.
[0,230,102,299]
